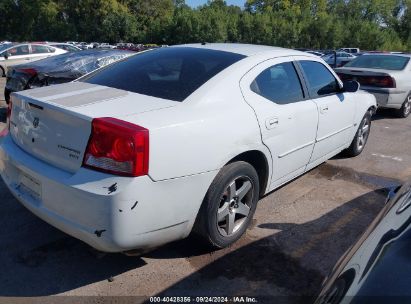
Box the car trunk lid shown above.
[336,67,399,88]
[9,82,177,173]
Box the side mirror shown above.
[3,52,9,59]
[343,80,359,93]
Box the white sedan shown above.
[0,44,376,252]
[336,53,411,118]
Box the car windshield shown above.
[344,55,410,70]
[81,47,246,102]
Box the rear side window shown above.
[31,45,52,54]
[344,55,410,70]
[82,47,245,102]
[250,62,304,104]
[299,61,339,97]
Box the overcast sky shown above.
[186,0,244,8]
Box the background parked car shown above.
[78,42,93,49]
[322,51,357,67]
[4,49,133,103]
[48,43,81,52]
[98,43,116,49]
[305,50,324,56]
[338,47,360,54]
[0,43,66,77]
[336,53,411,118]
[315,180,411,303]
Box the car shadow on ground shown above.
[0,177,388,298]
[371,108,401,121]
[0,179,147,296]
[147,188,389,301]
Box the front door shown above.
[3,45,31,72]
[297,59,356,165]
[240,56,319,189]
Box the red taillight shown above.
[361,76,396,88]
[83,117,149,177]
[337,73,349,81]
[16,68,37,77]
[337,73,396,88]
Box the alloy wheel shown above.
[217,176,254,237]
[404,97,411,117]
[357,116,370,151]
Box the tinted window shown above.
[8,45,30,56]
[82,47,245,102]
[250,62,304,104]
[300,61,339,97]
[31,45,51,54]
[53,44,79,52]
[344,55,409,70]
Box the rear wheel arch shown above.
[227,150,270,198]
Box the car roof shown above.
[173,43,313,57]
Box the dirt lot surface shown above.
[0,77,410,303]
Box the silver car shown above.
[0,43,66,76]
[336,54,411,118]
[322,52,356,67]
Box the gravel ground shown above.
[0,77,410,303]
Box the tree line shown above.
[1,0,411,51]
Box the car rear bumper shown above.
[361,87,408,109]
[0,135,215,252]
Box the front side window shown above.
[250,62,304,104]
[82,47,245,102]
[299,60,339,97]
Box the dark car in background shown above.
[4,49,133,103]
[316,179,411,303]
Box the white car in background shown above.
[339,48,360,54]
[322,51,357,67]
[336,53,411,118]
[0,43,66,76]
[0,44,376,252]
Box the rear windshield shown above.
[344,55,410,70]
[81,47,246,101]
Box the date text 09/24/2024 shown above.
[149,296,258,303]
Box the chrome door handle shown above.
[265,117,279,129]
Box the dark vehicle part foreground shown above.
[316,180,411,303]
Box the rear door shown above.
[240,56,319,188]
[29,44,55,62]
[297,59,356,165]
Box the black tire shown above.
[194,161,259,248]
[395,95,411,118]
[345,111,372,157]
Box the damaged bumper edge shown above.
[0,135,214,252]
